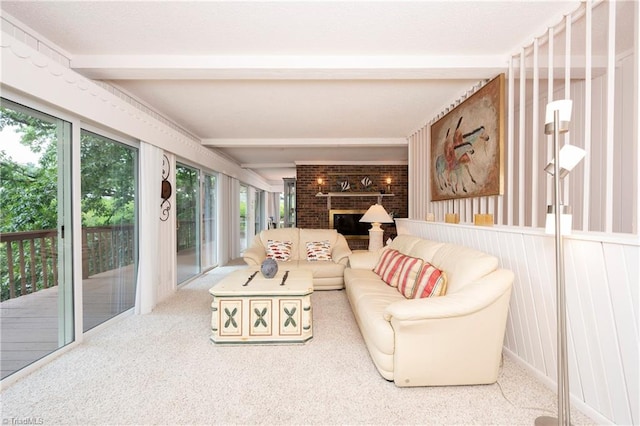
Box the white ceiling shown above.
[1,0,582,185]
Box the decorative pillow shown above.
[411,262,448,298]
[394,255,424,297]
[306,240,332,261]
[266,240,293,261]
[372,249,404,286]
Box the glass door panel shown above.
[0,99,73,379]
[202,173,217,270]
[80,130,138,332]
[239,184,248,252]
[176,163,200,283]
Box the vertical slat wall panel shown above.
[583,1,593,232]
[531,39,540,228]
[518,48,526,227]
[605,0,616,232]
[547,27,554,209]
[395,219,639,425]
[507,57,515,226]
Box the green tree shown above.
[0,107,58,232]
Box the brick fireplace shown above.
[296,164,408,250]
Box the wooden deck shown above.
[1,267,136,380]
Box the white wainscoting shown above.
[395,218,639,426]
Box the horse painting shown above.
[435,116,489,195]
[429,73,504,201]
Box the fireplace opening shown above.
[329,209,369,240]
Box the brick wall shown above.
[296,164,408,250]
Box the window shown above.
[176,163,200,283]
[202,172,218,270]
[80,130,138,331]
[0,99,73,378]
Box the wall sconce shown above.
[537,99,585,426]
[386,177,391,193]
[317,178,323,195]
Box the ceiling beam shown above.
[202,138,408,148]
[71,55,506,80]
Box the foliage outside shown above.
[1,104,136,301]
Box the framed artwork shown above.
[430,73,505,201]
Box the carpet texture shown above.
[0,263,595,425]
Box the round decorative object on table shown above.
[260,258,278,278]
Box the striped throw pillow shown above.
[373,249,404,286]
[395,255,424,297]
[411,262,447,298]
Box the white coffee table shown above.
[209,269,313,344]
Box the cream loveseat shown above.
[243,228,352,290]
[344,234,513,387]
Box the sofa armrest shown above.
[348,249,383,270]
[242,236,267,266]
[331,236,353,265]
[384,269,514,321]
[387,268,514,387]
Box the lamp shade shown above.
[545,205,573,236]
[544,144,586,178]
[545,99,572,134]
[359,204,393,224]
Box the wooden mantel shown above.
[315,192,395,209]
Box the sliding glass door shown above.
[202,172,218,270]
[80,130,138,332]
[0,99,73,379]
[176,163,200,284]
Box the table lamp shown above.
[359,204,394,251]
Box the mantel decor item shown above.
[430,74,505,201]
[260,258,278,279]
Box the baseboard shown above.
[502,348,614,425]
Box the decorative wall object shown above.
[430,74,505,201]
[331,173,382,193]
[160,154,171,221]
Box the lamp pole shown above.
[537,108,571,426]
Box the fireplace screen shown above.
[329,209,369,239]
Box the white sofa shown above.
[243,227,352,290]
[344,234,513,387]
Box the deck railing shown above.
[0,225,135,302]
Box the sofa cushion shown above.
[259,228,300,260]
[266,239,293,261]
[411,262,447,298]
[305,240,332,261]
[344,271,403,358]
[296,260,345,279]
[372,249,404,286]
[388,235,422,255]
[407,239,445,263]
[430,244,498,293]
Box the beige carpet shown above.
[0,263,596,425]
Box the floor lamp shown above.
[536,100,585,426]
[359,203,393,251]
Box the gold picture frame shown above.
[430,74,505,201]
